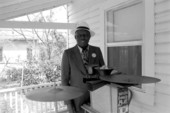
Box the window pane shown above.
[107,3,144,42]
[27,48,32,60]
[107,46,141,76]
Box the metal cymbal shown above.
[100,74,161,84]
[26,86,85,102]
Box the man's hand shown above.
[100,65,108,69]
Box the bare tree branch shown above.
[26,15,46,45]
[12,28,28,41]
[0,56,10,77]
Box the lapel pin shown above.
[92,53,96,58]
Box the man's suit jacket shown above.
[61,45,105,112]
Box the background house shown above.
[0,36,38,74]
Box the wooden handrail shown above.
[0,81,61,93]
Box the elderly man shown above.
[61,21,105,113]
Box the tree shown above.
[5,6,68,86]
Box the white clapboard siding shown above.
[69,7,100,22]
[155,0,170,113]
[131,98,170,113]
[155,22,170,33]
[155,43,170,53]
[156,83,170,95]
[155,54,170,64]
[155,32,170,43]
[68,0,105,48]
[155,92,170,107]
[155,0,170,14]
[155,12,170,24]
[156,74,170,85]
[155,63,170,74]
[68,0,105,16]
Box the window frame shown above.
[101,0,155,105]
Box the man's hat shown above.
[71,21,95,37]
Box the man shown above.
[61,21,105,113]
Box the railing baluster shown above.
[4,93,7,100]
[15,91,18,113]
[35,101,38,113]
[45,102,47,113]
[20,90,24,113]
[40,101,43,113]
[29,100,32,113]
[39,102,41,113]
[55,102,58,113]
[9,92,13,110]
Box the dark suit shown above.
[61,45,105,112]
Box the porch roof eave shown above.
[0,21,76,29]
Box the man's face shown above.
[75,30,91,48]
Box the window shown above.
[106,2,144,76]
[104,0,155,105]
[27,48,32,61]
[108,46,141,75]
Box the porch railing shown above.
[0,82,68,113]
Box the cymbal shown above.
[100,74,161,84]
[26,86,85,102]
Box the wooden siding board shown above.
[130,97,170,113]
[155,74,170,85]
[153,104,170,113]
[155,54,170,64]
[155,13,170,24]
[68,0,105,16]
[155,0,169,4]
[69,12,101,27]
[156,83,170,95]
[69,14,100,26]
[155,0,170,14]
[155,64,170,75]
[68,6,100,21]
[155,32,170,43]
[143,103,170,113]
[131,88,155,105]
[155,22,170,32]
[129,105,142,113]
[155,43,170,53]
[155,92,170,107]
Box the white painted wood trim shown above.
[103,0,142,11]
[106,41,142,47]
[0,0,30,8]
[0,21,76,29]
[142,0,155,77]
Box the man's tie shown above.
[82,49,89,65]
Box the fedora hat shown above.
[71,21,95,37]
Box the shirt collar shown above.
[77,45,89,53]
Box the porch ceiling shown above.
[0,0,73,20]
[0,0,75,29]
